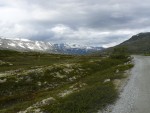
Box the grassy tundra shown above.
[0,50,133,113]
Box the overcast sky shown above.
[0,0,150,47]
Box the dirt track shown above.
[110,55,150,113]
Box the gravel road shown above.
[109,55,150,113]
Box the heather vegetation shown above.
[0,49,133,113]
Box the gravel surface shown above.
[103,55,150,113]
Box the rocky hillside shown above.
[0,38,103,55]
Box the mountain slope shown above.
[0,38,103,55]
[118,32,150,53]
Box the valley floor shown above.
[0,50,133,113]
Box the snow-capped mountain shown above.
[0,38,103,55]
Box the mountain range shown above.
[0,38,103,55]
[1,32,150,55]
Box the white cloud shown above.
[102,42,119,48]
[31,8,60,21]
[51,24,72,35]
[0,7,27,23]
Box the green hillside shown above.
[118,32,150,54]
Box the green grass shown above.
[0,50,74,72]
[0,50,133,113]
[144,53,150,56]
[42,63,133,113]
[45,83,117,113]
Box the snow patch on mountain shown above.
[0,38,103,54]
[8,43,16,47]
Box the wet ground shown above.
[110,55,150,113]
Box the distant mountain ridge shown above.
[108,32,150,54]
[0,38,103,55]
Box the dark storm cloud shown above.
[0,0,150,47]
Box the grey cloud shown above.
[0,0,150,47]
